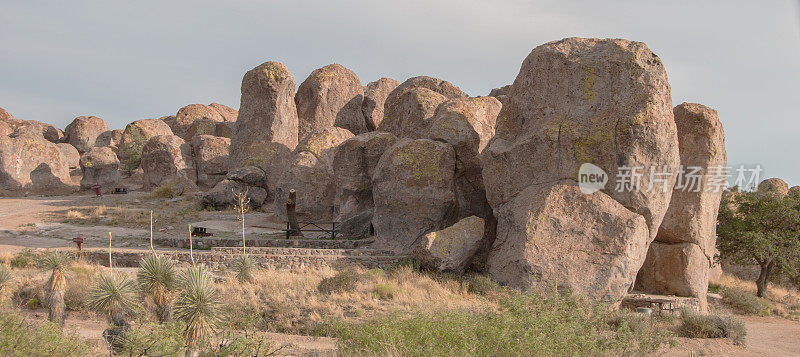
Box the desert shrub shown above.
[721,286,772,315]
[0,310,91,356]
[87,272,139,320]
[677,310,746,344]
[64,265,96,311]
[119,128,146,173]
[119,321,187,356]
[317,269,362,294]
[10,249,37,268]
[394,257,421,271]
[708,282,722,294]
[372,283,397,300]
[331,291,666,356]
[175,265,223,350]
[153,183,178,198]
[467,275,502,296]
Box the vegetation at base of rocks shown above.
[118,127,147,173]
[152,183,178,198]
[372,283,397,300]
[0,310,92,356]
[677,309,746,344]
[329,289,668,356]
[720,286,772,316]
[717,189,800,297]
[467,275,502,296]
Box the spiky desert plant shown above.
[231,255,257,283]
[0,266,12,290]
[174,265,222,353]
[36,250,71,327]
[137,254,177,322]
[88,272,139,324]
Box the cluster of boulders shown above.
[2,37,752,308]
[1,103,237,195]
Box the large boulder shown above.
[140,135,196,190]
[183,120,234,141]
[15,121,64,143]
[296,64,366,138]
[0,121,12,136]
[230,61,300,170]
[171,104,226,138]
[56,143,81,170]
[361,78,400,131]
[201,179,267,210]
[0,107,28,131]
[427,96,501,218]
[372,139,458,254]
[332,131,398,237]
[273,127,354,221]
[413,216,485,274]
[118,119,173,170]
[0,130,75,195]
[209,103,238,122]
[486,182,649,302]
[652,103,727,256]
[482,38,679,242]
[64,116,109,153]
[384,76,468,106]
[379,87,448,139]
[192,135,230,189]
[227,166,268,189]
[758,178,789,198]
[635,242,709,312]
[95,129,124,148]
[79,147,121,193]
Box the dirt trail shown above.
[742,316,800,356]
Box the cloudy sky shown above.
[1,1,799,185]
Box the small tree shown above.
[36,250,71,327]
[232,188,258,283]
[717,190,800,297]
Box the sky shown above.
[1,0,799,185]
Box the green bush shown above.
[10,249,37,268]
[677,310,746,344]
[119,321,187,356]
[330,291,667,356]
[721,286,772,316]
[153,183,178,198]
[372,283,398,300]
[0,310,91,356]
[318,269,362,294]
[467,275,502,296]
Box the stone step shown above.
[154,237,374,249]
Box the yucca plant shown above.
[0,266,12,290]
[174,265,223,354]
[138,254,177,322]
[231,255,257,283]
[88,272,139,322]
[36,250,72,327]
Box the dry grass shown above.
[217,265,486,334]
[53,197,201,227]
[711,274,800,319]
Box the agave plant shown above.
[36,250,72,327]
[231,255,257,283]
[88,272,139,323]
[137,254,177,322]
[174,265,223,353]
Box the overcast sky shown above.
[1,1,799,185]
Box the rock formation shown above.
[0,129,75,195]
[64,116,109,153]
[230,61,299,173]
[80,147,121,193]
[140,135,196,191]
[296,64,366,138]
[361,78,400,131]
[413,215,485,274]
[191,135,230,189]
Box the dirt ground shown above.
[3,193,800,356]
